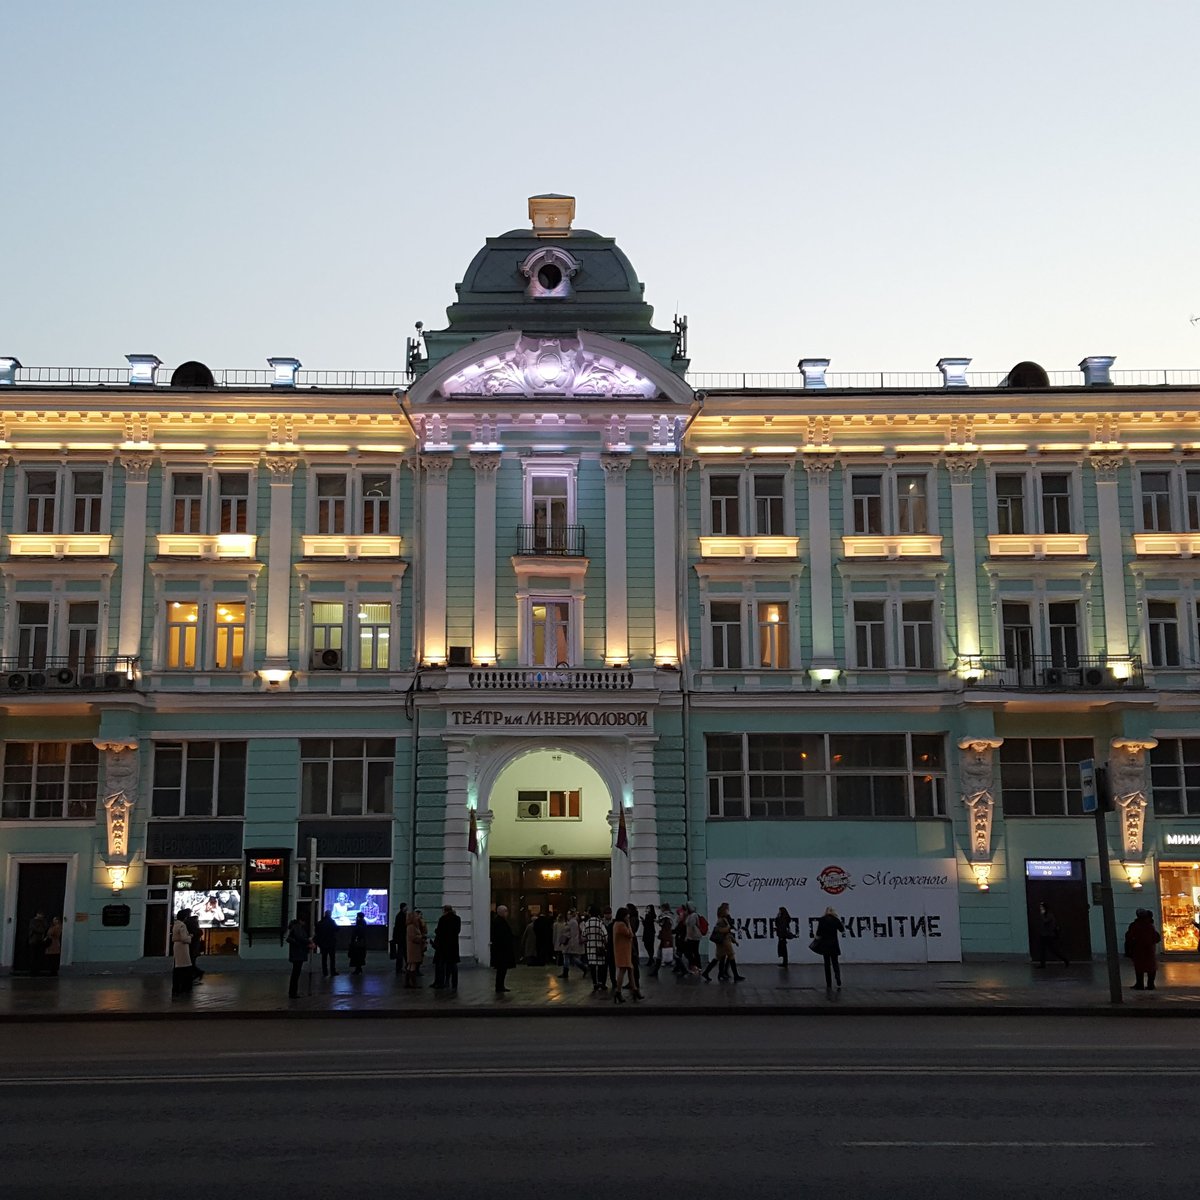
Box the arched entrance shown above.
[487,749,612,944]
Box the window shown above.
[518,789,582,819]
[0,742,99,820]
[300,739,394,816]
[356,603,392,671]
[1140,471,1173,532]
[166,602,200,669]
[311,470,397,537]
[705,470,789,536]
[850,595,939,670]
[848,470,933,536]
[218,474,249,534]
[709,475,740,535]
[167,469,252,536]
[531,600,572,668]
[66,602,100,671]
[15,602,50,669]
[164,600,249,671]
[707,732,946,819]
[531,476,569,549]
[361,474,390,535]
[853,600,886,668]
[1041,474,1072,534]
[995,474,1026,535]
[708,601,743,669]
[992,469,1075,535]
[311,602,345,654]
[901,600,935,669]
[1001,602,1034,670]
[1187,472,1200,531]
[756,602,789,669]
[316,474,347,534]
[1046,601,1080,667]
[213,602,246,671]
[752,474,785,535]
[151,741,247,817]
[171,473,204,534]
[1147,600,1181,667]
[1149,739,1200,816]
[20,466,107,534]
[1000,737,1094,815]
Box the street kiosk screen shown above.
[324,887,389,926]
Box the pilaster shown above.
[471,453,500,664]
[601,454,630,663]
[117,454,153,659]
[946,454,981,659]
[803,456,837,665]
[263,455,297,667]
[649,456,679,665]
[421,454,453,663]
[1091,454,1129,656]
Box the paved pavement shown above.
[2,955,1200,1019]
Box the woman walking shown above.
[775,906,794,967]
[582,905,608,993]
[1125,908,1162,991]
[43,916,63,976]
[702,903,745,982]
[405,909,427,987]
[171,909,193,996]
[611,907,642,1002]
[391,903,408,978]
[642,904,657,965]
[815,905,846,990]
[348,912,368,977]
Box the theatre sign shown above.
[448,707,652,730]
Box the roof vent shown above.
[126,354,162,386]
[1079,355,1115,386]
[798,358,830,389]
[937,357,972,388]
[1005,361,1050,389]
[171,361,215,389]
[528,194,575,238]
[0,357,20,386]
[267,357,301,387]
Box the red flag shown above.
[615,807,629,855]
[468,809,479,856]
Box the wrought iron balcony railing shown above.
[961,654,1144,691]
[0,656,139,694]
[515,524,585,557]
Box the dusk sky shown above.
[3,1,1197,376]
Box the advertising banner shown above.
[705,857,962,963]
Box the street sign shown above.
[1079,758,1097,813]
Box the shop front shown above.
[1157,832,1200,954]
[298,819,392,954]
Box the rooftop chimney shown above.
[126,354,162,386]
[1079,355,1115,386]
[529,194,575,237]
[937,357,972,388]
[267,357,302,387]
[798,358,830,389]
[0,357,20,386]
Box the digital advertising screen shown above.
[324,887,389,927]
[172,873,242,929]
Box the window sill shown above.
[7,534,113,557]
[301,535,402,559]
[699,536,800,560]
[842,535,942,559]
[988,533,1089,557]
[156,533,257,559]
[1133,533,1200,557]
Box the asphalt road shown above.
[0,1016,1191,1199]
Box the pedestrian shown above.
[522,916,539,966]
[703,903,746,982]
[565,908,588,979]
[315,908,338,977]
[671,907,689,976]
[491,904,516,994]
[286,915,312,999]
[642,904,657,964]
[348,912,368,976]
[684,903,703,975]
[582,905,608,992]
[391,902,408,978]
[1125,908,1161,991]
[775,906,794,967]
[814,905,845,990]
[171,908,193,996]
[552,910,567,970]
[611,907,642,1003]
[27,910,48,977]
[404,909,426,987]
[1035,901,1070,967]
[433,905,461,991]
[43,916,63,976]
[535,908,554,966]
[602,906,616,988]
[652,907,674,976]
[185,908,204,984]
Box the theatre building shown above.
[2,194,1200,971]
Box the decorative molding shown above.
[1109,738,1156,859]
[944,453,979,482]
[264,455,298,481]
[649,456,679,483]
[120,453,154,482]
[1115,792,1149,859]
[103,791,135,862]
[97,741,139,863]
[470,452,501,477]
[1089,453,1125,482]
[421,453,454,480]
[600,453,631,479]
[958,737,1003,860]
[802,455,837,483]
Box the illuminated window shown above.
[311,602,345,654]
[0,741,99,820]
[357,603,391,671]
[531,600,572,668]
[756,602,789,668]
[213,602,246,671]
[519,789,583,819]
[152,741,247,818]
[166,602,200,669]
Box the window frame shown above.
[1149,738,1200,816]
[987,465,1080,536]
[162,466,257,538]
[1145,597,1182,668]
[15,463,112,536]
[0,741,101,821]
[999,737,1095,816]
[8,594,108,669]
[847,591,942,671]
[150,740,248,818]
[299,738,395,817]
[844,466,938,538]
[306,467,400,537]
[701,465,794,538]
[160,596,255,673]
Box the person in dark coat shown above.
[534,910,554,966]
[391,903,408,978]
[433,905,462,991]
[185,909,204,983]
[642,905,657,965]
[490,905,516,994]
[1035,901,1070,967]
[286,917,312,999]
[347,912,368,976]
[27,911,48,977]
[314,909,338,977]
[814,905,846,990]
[775,906,794,966]
[1125,908,1162,990]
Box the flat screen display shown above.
[172,875,242,929]
[324,887,389,927]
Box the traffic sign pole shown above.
[1082,761,1122,1004]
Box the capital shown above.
[421,453,454,480]
[470,452,501,477]
[1089,453,1124,482]
[944,453,979,482]
[600,453,631,479]
[802,455,837,483]
[648,455,678,482]
[264,455,298,481]
[120,453,154,482]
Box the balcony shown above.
[300,535,402,559]
[466,667,634,690]
[156,533,258,560]
[699,535,800,560]
[961,654,1144,690]
[988,533,1089,558]
[515,525,585,557]
[0,656,139,694]
[1133,532,1200,557]
[842,534,943,559]
[7,533,112,558]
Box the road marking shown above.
[845,1141,1152,1149]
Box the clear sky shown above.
[2,1,1197,376]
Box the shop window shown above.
[167,864,243,957]
[999,737,1094,815]
[1157,863,1200,953]
[0,741,100,820]
[706,732,945,819]
[151,741,247,817]
[1150,739,1200,815]
[300,738,394,816]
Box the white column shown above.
[804,456,837,666]
[946,454,981,659]
[442,738,475,953]
[1091,454,1129,656]
[263,456,296,669]
[470,811,494,963]
[471,453,499,663]
[650,456,679,664]
[421,454,452,663]
[627,737,660,910]
[602,454,630,663]
[117,454,154,659]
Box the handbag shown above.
[808,937,823,954]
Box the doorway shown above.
[491,858,611,939]
[1024,858,1092,961]
[11,861,67,973]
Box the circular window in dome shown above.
[537,263,563,290]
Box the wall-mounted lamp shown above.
[258,668,293,687]
[970,862,992,892]
[1123,861,1146,890]
[540,868,563,881]
[810,667,839,686]
[1109,660,1134,682]
[107,864,128,895]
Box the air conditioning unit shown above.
[79,674,98,691]
[47,668,77,689]
[6,672,27,692]
[26,671,47,691]
[310,648,343,671]
[518,800,543,820]
[1081,667,1105,687]
[447,645,472,667]
[1043,667,1067,688]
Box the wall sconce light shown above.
[957,657,983,683]
[1109,660,1133,682]
[970,862,992,892]
[540,868,563,881]
[258,669,293,687]
[1123,861,1145,890]
[810,667,839,686]
[107,864,128,894]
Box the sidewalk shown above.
[2,957,1199,1020]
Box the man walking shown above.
[684,903,704,974]
[490,905,516,994]
[286,916,313,999]
[315,908,338,977]
[433,904,461,991]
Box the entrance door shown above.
[491,859,611,933]
[1025,859,1092,961]
[11,862,67,973]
